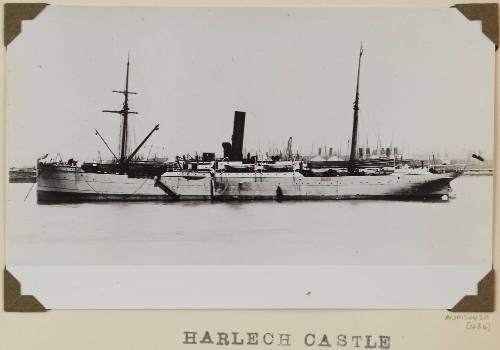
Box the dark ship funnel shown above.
[222,142,232,159]
[230,111,246,161]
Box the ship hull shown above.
[36,164,214,202]
[37,164,457,202]
[37,164,169,202]
[36,190,168,201]
[206,172,455,201]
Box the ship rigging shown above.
[89,56,164,176]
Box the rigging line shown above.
[131,118,137,154]
[24,182,36,201]
[127,178,150,196]
[82,173,149,198]
[82,174,106,198]
[146,145,153,160]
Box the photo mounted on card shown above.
[4,4,495,310]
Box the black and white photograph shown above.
[5,6,494,308]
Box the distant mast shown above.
[348,43,363,173]
[103,54,138,164]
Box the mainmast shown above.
[103,54,138,164]
[348,43,363,173]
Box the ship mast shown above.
[103,54,138,164]
[348,43,363,173]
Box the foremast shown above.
[102,55,138,164]
[348,43,363,174]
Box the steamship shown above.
[156,110,459,201]
[37,48,460,202]
[155,45,460,201]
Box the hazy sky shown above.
[7,6,494,165]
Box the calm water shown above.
[6,176,493,265]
